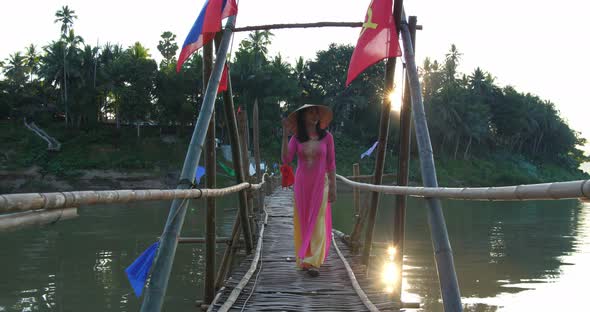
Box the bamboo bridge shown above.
[2,2,590,312]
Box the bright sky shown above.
[2,0,589,152]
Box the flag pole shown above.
[202,39,216,304]
[140,15,237,312]
[391,14,417,302]
[362,0,405,267]
[400,11,463,312]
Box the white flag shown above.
[360,141,379,159]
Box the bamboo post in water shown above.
[350,192,370,252]
[349,163,363,252]
[352,163,361,222]
[202,40,216,305]
[400,11,463,312]
[215,210,241,289]
[141,16,237,312]
[253,99,264,211]
[212,35,253,290]
[218,61,253,256]
[362,56,396,266]
[392,15,417,302]
[362,0,406,266]
[238,111,255,232]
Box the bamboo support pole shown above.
[350,192,371,252]
[253,99,264,212]
[223,85,252,254]
[233,21,422,33]
[141,15,237,310]
[0,208,78,232]
[399,11,462,312]
[219,71,253,256]
[352,164,361,220]
[362,53,396,266]
[392,15,417,302]
[214,211,241,290]
[362,0,406,267]
[203,40,216,305]
[238,111,255,232]
[233,22,363,32]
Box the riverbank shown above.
[1,120,588,193]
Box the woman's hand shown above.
[282,118,294,136]
[328,188,337,203]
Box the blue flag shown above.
[125,241,160,297]
[195,166,206,184]
[361,141,379,159]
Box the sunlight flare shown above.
[387,246,396,260]
[388,90,401,112]
[382,262,397,284]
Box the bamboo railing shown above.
[0,208,78,232]
[0,182,265,214]
[338,175,590,201]
[3,174,587,224]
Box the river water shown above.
[1,189,588,311]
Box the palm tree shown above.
[3,53,27,88]
[245,30,273,57]
[54,6,78,127]
[25,44,40,83]
[239,30,273,69]
[54,6,77,38]
[64,29,84,49]
[294,57,305,82]
[130,42,151,59]
[444,44,462,82]
[40,42,65,85]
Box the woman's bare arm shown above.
[328,170,337,203]
[281,118,293,164]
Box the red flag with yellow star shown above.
[346,0,401,86]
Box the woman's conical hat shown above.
[286,104,333,132]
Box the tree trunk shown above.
[534,132,544,154]
[463,136,472,160]
[115,106,120,129]
[453,136,460,160]
[63,49,68,129]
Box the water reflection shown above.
[0,193,240,312]
[333,192,587,312]
[1,189,588,311]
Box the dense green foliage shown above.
[1,6,588,185]
[421,46,587,169]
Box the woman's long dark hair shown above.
[296,108,328,143]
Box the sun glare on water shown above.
[382,246,398,293]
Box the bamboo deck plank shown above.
[210,188,399,311]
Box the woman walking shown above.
[281,104,337,277]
